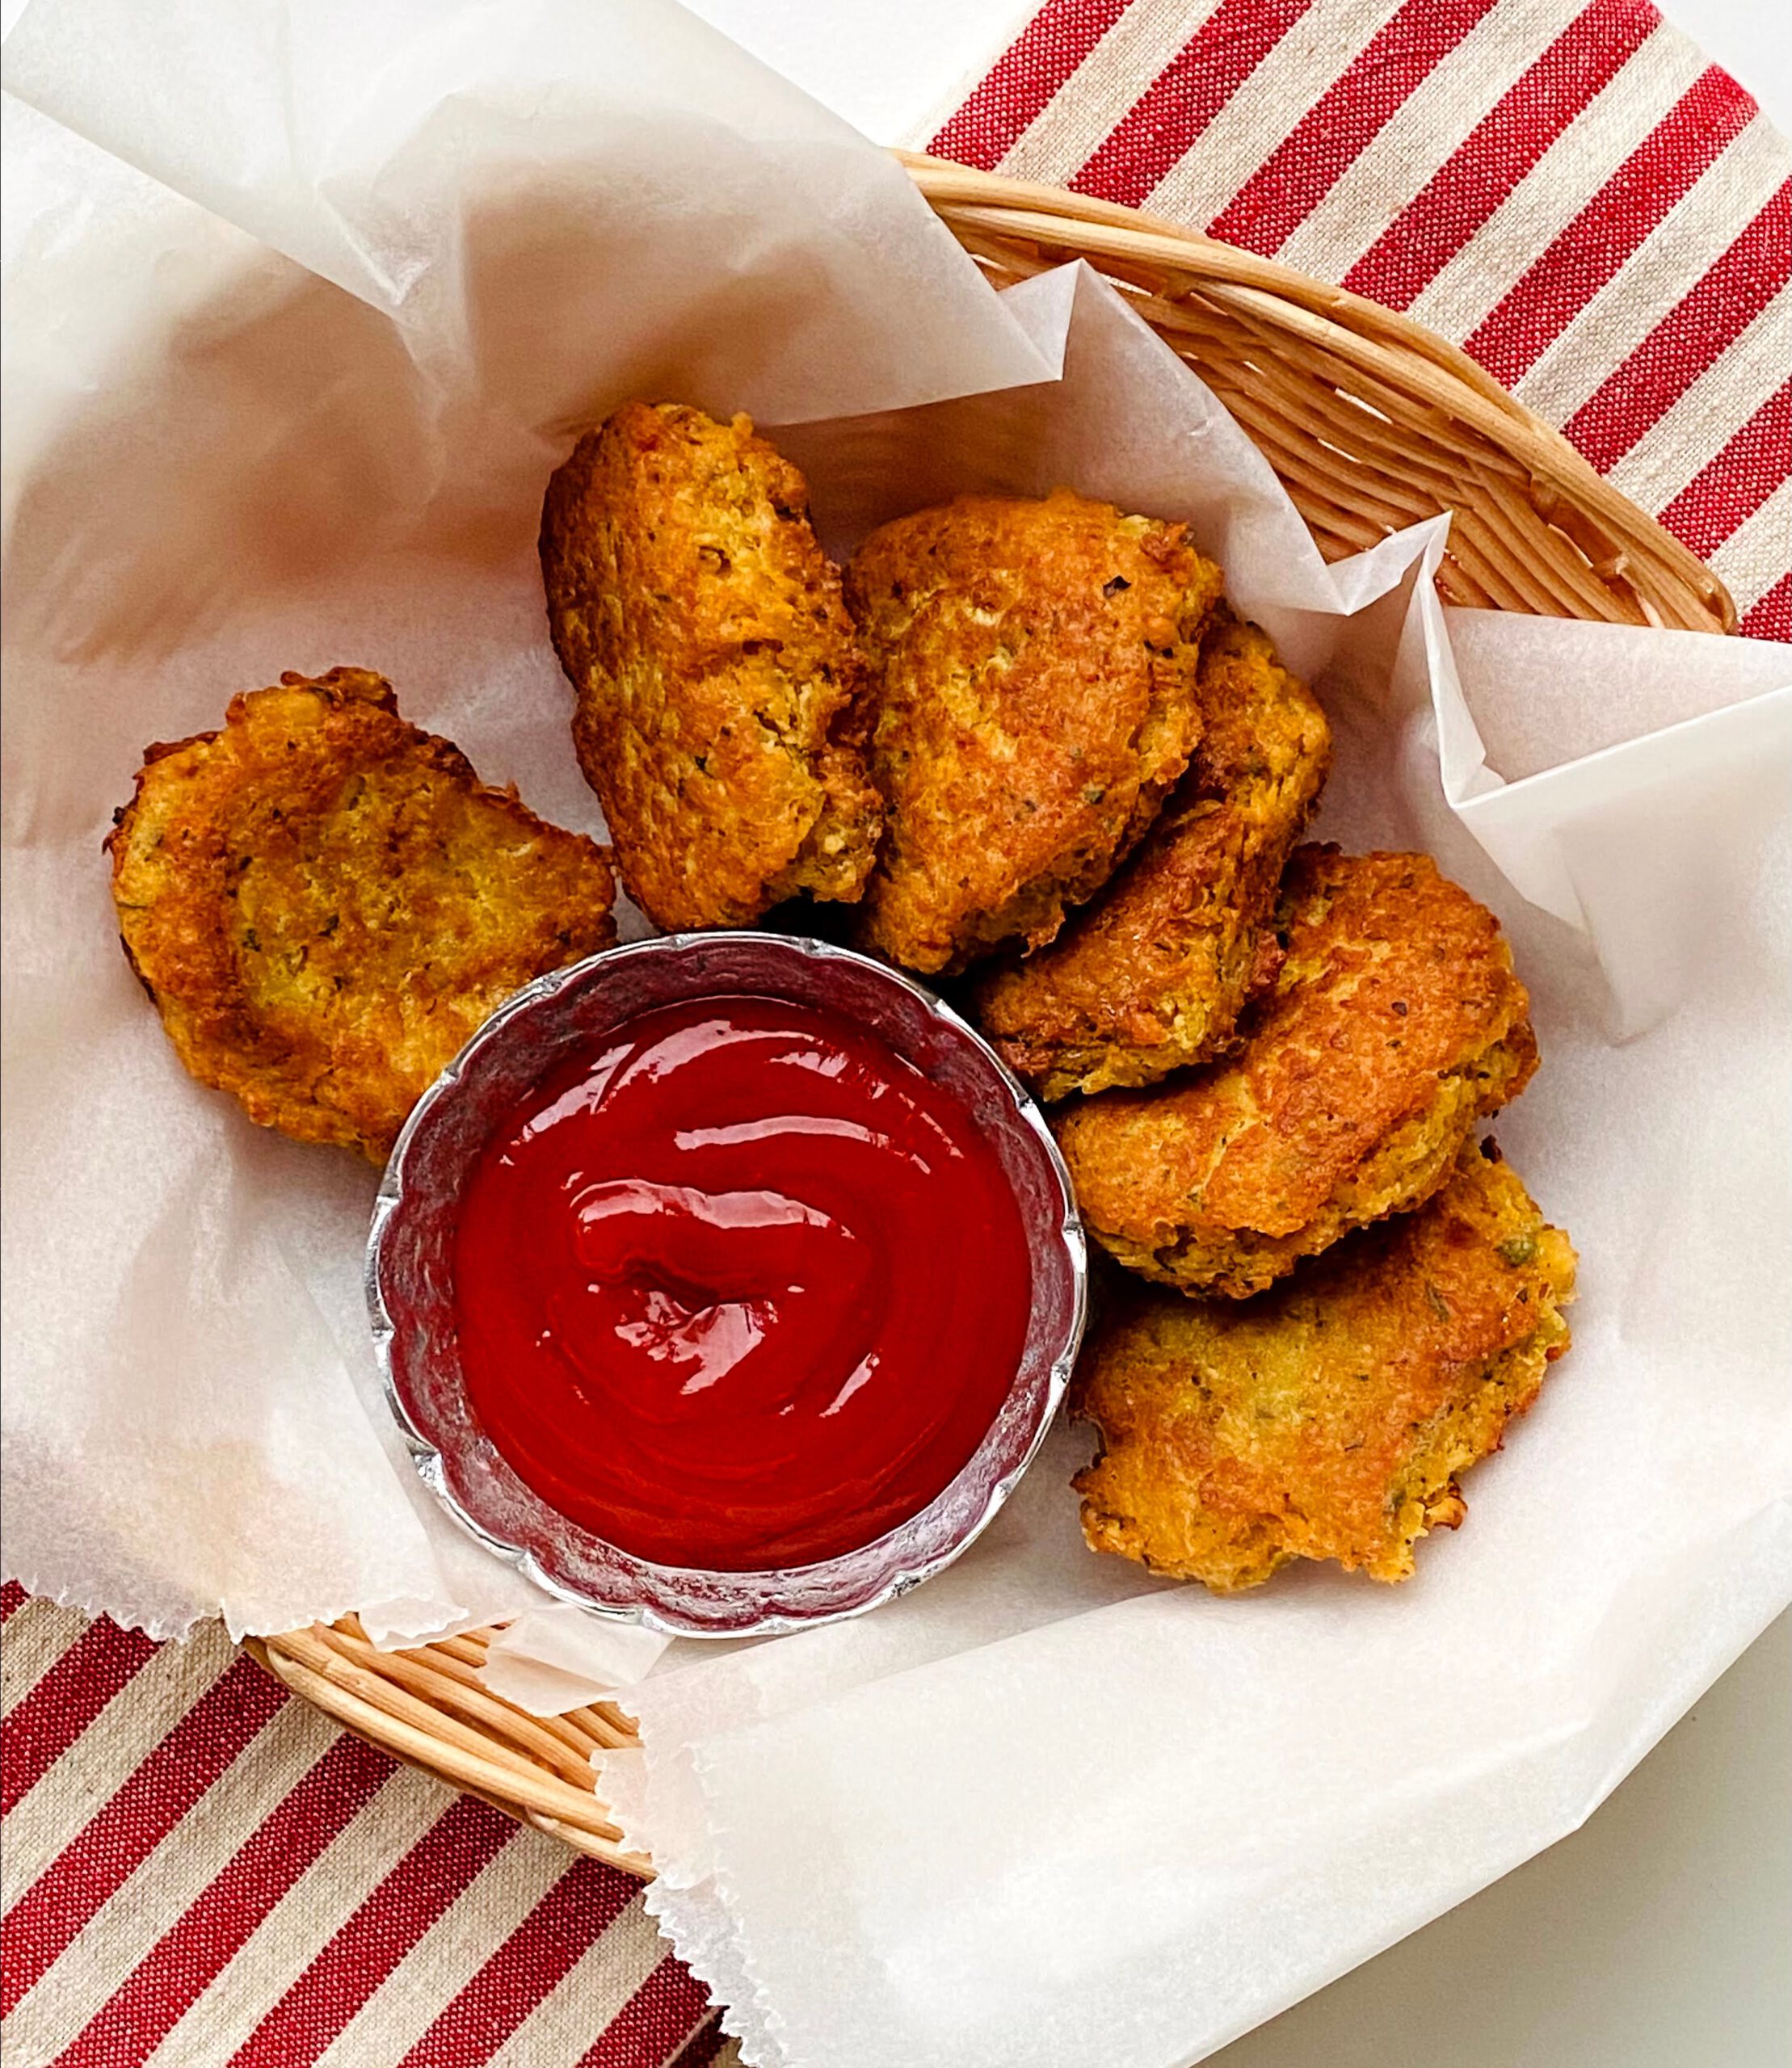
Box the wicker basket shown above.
[248,156,1737,1883]
[244,1620,650,1876]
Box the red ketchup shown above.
[451,995,1034,1570]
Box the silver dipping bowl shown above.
[368,932,1087,1640]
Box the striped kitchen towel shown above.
[0,1590,730,2068]
[930,0,1790,637]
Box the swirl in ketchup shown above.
[451,994,1035,1570]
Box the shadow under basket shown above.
[245,153,1737,1883]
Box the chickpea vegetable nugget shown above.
[1057,847,1537,1297]
[973,612,1330,1098]
[846,490,1223,974]
[1073,1141,1575,1591]
[539,401,881,930]
[108,667,617,1162]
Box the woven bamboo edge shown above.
[900,154,1734,634]
[245,1619,651,1878]
[250,156,1738,1870]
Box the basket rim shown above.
[245,1620,652,1877]
[898,150,1735,636]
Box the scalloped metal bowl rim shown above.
[367,931,1089,1641]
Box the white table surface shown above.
[681,5,1791,2062]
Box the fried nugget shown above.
[1073,1140,1575,1591]
[972,612,1330,1098]
[1057,847,1537,1297]
[845,490,1222,974]
[108,667,617,1162]
[539,401,881,930]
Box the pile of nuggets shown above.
[111,399,1575,1594]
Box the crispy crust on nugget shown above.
[972,612,1331,1098]
[845,490,1223,974]
[1056,847,1537,1297]
[1072,1141,1575,1591]
[539,401,881,930]
[107,667,617,1162]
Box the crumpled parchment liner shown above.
[1,0,1048,1642]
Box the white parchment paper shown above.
[1,0,1049,1643]
[3,5,1788,2066]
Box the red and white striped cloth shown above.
[932,0,1790,637]
[3,7,1786,2066]
[0,1588,731,2067]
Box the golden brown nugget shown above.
[540,401,881,930]
[973,612,1330,1098]
[846,490,1223,974]
[1072,1141,1575,1591]
[108,667,617,1162]
[1056,847,1537,1297]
